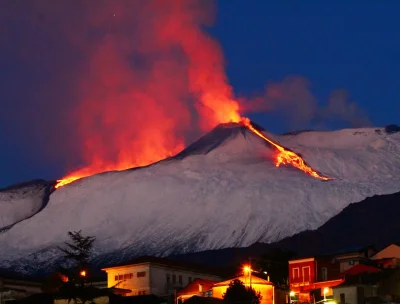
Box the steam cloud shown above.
[0,0,370,180]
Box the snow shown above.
[0,123,400,273]
[0,180,53,231]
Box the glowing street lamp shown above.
[80,270,86,277]
[323,287,329,300]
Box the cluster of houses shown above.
[2,243,400,303]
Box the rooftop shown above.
[102,256,228,277]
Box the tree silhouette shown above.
[57,230,96,304]
[223,279,261,304]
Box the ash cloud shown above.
[242,76,371,130]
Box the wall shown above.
[212,283,273,304]
[333,285,378,304]
[333,286,358,304]
[104,264,150,296]
[372,244,400,260]
[317,259,341,282]
[104,263,221,297]
[289,258,315,285]
[149,264,221,296]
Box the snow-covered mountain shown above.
[0,180,54,231]
[1,122,400,274]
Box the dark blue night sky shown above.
[0,1,399,188]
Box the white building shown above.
[102,256,223,297]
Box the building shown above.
[332,283,379,304]
[331,246,376,273]
[102,256,223,297]
[0,276,43,303]
[176,278,217,302]
[371,244,400,268]
[288,256,344,303]
[177,274,287,304]
[332,264,382,304]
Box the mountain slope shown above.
[171,191,400,267]
[0,180,54,231]
[0,122,399,274]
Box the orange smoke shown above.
[56,0,237,188]
[55,1,330,189]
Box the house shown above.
[177,273,287,304]
[370,244,400,268]
[102,256,223,297]
[288,256,344,303]
[332,265,382,304]
[331,246,376,273]
[176,278,217,302]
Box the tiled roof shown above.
[213,274,273,287]
[344,264,381,275]
[177,278,217,296]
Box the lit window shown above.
[137,271,146,278]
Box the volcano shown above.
[1,122,400,274]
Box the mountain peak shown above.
[173,120,270,160]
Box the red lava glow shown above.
[55,1,330,189]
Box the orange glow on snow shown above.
[240,118,331,181]
[55,115,330,188]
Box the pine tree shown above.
[58,230,96,272]
[57,230,96,304]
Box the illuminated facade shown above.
[289,257,344,303]
[177,274,287,304]
[102,256,222,297]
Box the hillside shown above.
[0,122,399,274]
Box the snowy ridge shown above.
[0,122,399,273]
[0,180,54,231]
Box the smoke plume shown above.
[0,1,370,184]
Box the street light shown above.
[80,270,86,277]
[323,287,329,301]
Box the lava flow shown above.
[240,118,331,181]
[55,117,331,189]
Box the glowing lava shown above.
[55,117,331,189]
[240,118,331,181]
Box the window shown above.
[118,274,123,280]
[179,275,182,285]
[302,266,310,282]
[124,274,129,280]
[114,275,118,281]
[349,260,354,265]
[137,271,146,278]
[173,274,176,284]
[188,277,192,283]
[166,274,171,284]
[129,273,133,279]
[321,267,328,281]
[340,293,345,304]
[292,267,300,279]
